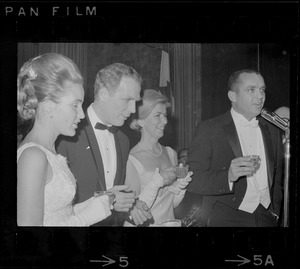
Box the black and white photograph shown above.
[1,1,299,268]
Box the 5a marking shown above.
[225,254,274,266]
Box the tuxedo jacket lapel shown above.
[113,133,124,186]
[222,112,243,158]
[84,116,107,190]
[259,120,275,188]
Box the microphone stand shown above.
[261,109,290,227]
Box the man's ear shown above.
[228,90,236,102]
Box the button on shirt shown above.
[87,104,116,190]
[230,108,270,213]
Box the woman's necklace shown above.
[139,143,163,156]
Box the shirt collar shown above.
[230,108,258,128]
[87,104,107,130]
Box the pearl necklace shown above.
[138,143,162,156]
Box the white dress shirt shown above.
[87,104,116,190]
[230,108,270,213]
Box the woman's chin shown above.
[62,129,76,137]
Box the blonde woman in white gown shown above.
[17,53,112,226]
[124,90,193,226]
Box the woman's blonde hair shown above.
[130,89,170,131]
[17,53,83,122]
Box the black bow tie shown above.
[94,122,119,134]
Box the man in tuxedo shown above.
[56,63,152,226]
[187,69,284,227]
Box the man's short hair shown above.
[94,63,142,97]
[227,69,262,92]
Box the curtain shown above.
[17,43,87,86]
[172,43,201,152]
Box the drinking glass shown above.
[176,164,189,178]
[249,155,261,172]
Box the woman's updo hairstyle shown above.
[130,89,170,131]
[17,53,83,122]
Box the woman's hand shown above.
[159,167,177,187]
[176,171,193,189]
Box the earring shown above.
[137,120,144,127]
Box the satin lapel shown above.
[113,132,124,185]
[84,116,107,190]
[259,121,275,188]
[223,116,243,158]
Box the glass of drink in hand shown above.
[249,155,261,172]
[94,191,116,207]
[176,163,189,178]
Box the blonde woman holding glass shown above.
[17,53,112,226]
[124,89,193,226]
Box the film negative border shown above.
[1,227,296,268]
[1,1,299,269]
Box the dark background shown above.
[81,43,291,119]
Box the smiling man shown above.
[56,63,152,227]
[187,69,284,227]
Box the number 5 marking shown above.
[119,256,129,267]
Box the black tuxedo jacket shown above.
[187,110,284,226]
[56,114,130,226]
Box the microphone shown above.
[260,108,289,131]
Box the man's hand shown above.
[228,156,255,182]
[108,185,136,212]
[130,199,153,226]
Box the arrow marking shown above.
[225,255,251,266]
[99,255,116,267]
